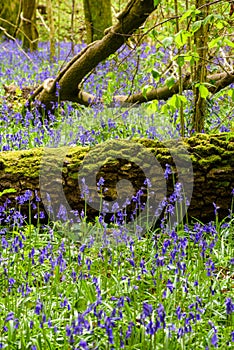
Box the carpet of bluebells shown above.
[0,40,234,349]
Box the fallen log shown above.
[0,132,233,227]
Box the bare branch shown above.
[75,71,234,107]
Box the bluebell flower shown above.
[5,312,14,322]
[225,297,234,315]
[79,340,89,349]
[213,202,220,216]
[231,331,234,342]
[211,332,218,348]
[144,178,152,187]
[166,279,175,293]
[126,321,134,339]
[97,177,105,190]
[35,299,43,315]
[57,204,68,221]
[141,302,153,319]
[164,164,172,179]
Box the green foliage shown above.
[0,188,17,197]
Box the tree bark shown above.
[0,0,21,38]
[22,0,38,51]
[46,0,55,61]
[0,133,233,225]
[83,0,112,43]
[192,0,209,132]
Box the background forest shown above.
[0,1,233,349]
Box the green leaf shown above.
[154,0,161,6]
[177,56,184,67]
[224,38,234,48]
[180,6,200,22]
[162,36,173,48]
[166,77,176,89]
[167,94,187,110]
[216,21,224,29]
[151,69,161,80]
[175,30,190,48]
[199,84,209,99]
[168,95,178,109]
[142,85,152,100]
[0,188,17,197]
[180,8,193,22]
[177,95,187,104]
[203,14,215,25]
[191,20,202,33]
[208,37,220,49]
[227,88,234,102]
[147,100,159,113]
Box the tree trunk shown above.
[0,133,233,226]
[83,0,112,43]
[192,0,209,132]
[46,0,56,60]
[22,0,38,51]
[0,0,21,38]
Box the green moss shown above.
[0,133,233,183]
[156,154,173,163]
[192,143,224,157]
[198,155,222,167]
[189,154,198,164]
[0,148,43,177]
[227,143,234,151]
[69,172,79,179]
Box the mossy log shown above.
[0,132,233,225]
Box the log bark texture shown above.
[0,133,233,225]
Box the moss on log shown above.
[0,132,233,225]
